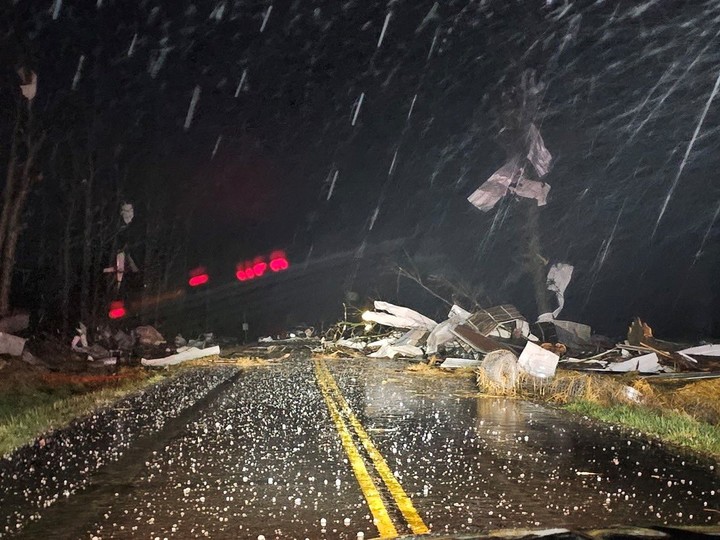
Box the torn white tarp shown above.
[538,263,574,321]
[607,352,662,373]
[526,123,552,178]
[363,301,437,331]
[426,304,472,354]
[467,160,523,212]
[679,344,720,357]
[517,341,559,378]
[0,332,26,357]
[120,203,134,225]
[509,177,550,206]
[368,343,423,359]
[141,345,220,367]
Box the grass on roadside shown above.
[0,369,166,457]
[565,400,720,457]
[476,368,720,459]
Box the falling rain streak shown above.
[351,92,364,126]
[377,11,392,49]
[653,65,720,237]
[71,55,85,90]
[184,85,201,131]
[260,5,273,33]
[327,169,339,201]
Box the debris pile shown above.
[319,298,720,384]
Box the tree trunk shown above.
[80,164,95,323]
[60,196,76,334]
[0,111,22,259]
[0,118,45,316]
[521,200,551,318]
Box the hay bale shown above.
[478,350,520,393]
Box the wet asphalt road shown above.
[17,358,720,539]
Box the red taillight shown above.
[189,267,209,287]
[269,257,289,271]
[253,261,267,276]
[188,274,209,287]
[109,301,126,319]
[236,269,247,281]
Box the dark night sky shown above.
[4,0,720,338]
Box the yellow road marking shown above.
[314,360,398,538]
[316,359,430,535]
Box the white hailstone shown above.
[336,479,341,487]
[268,478,274,485]
[344,518,351,526]
[320,518,327,527]
[357,532,364,539]
[294,498,301,506]
[258,536,265,540]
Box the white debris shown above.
[467,159,523,212]
[517,341,559,378]
[607,353,662,373]
[120,203,134,225]
[362,301,437,331]
[141,346,220,367]
[526,124,553,178]
[679,344,720,357]
[440,357,480,368]
[426,304,472,354]
[538,263,574,321]
[0,332,26,357]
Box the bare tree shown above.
[0,80,45,316]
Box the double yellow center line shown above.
[314,359,429,538]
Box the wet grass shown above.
[565,400,720,458]
[0,369,166,457]
[476,368,720,459]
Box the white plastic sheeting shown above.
[679,344,720,357]
[467,160,522,212]
[141,345,220,367]
[606,352,662,373]
[426,304,471,354]
[538,263,574,321]
[362,301,437,331]
[526,123,552,178]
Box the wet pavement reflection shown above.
[15,358,719,539]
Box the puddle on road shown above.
[327,358,720,535]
